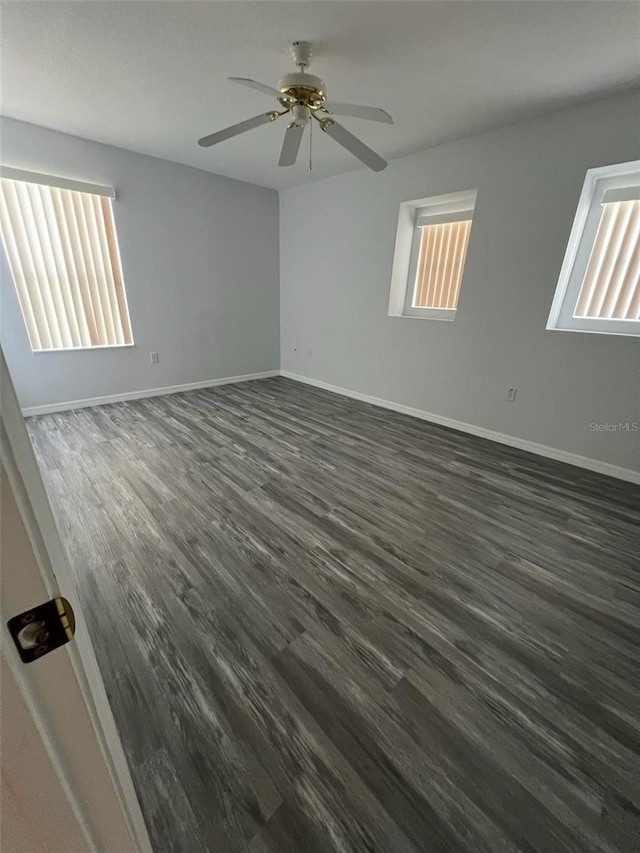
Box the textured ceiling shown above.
[1,1,638,190]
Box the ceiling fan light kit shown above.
[198,41,392,173]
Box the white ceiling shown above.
[1,1,638,190]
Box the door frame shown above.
[1,348,152,853]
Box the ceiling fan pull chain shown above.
[309,113,313,171]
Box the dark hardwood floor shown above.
[27,377,640,853]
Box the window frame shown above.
[0,167,135,353]
[547,160,640,337]
[388,189,477,322]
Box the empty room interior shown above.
[1,2,639,851]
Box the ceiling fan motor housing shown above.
[277,72,326,107]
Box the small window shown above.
[0,168,133,352]
[389,189,476,321]
[547,161,639,337]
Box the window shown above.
[547,160,639,337]
[388,189,476,320]
[0,167,133,351]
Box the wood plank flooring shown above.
[26,377,640,853]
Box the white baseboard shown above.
[22,367,639,484]
[22,370,280,417]
[280,370,640,485]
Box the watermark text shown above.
[589,422,639,432]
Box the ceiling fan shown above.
[197,41,393,172]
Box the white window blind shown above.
[573,199,639,321]
[0,176,133,351]
[412,219,472,310]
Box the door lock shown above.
[8,597,76,663]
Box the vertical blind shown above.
[413,219,472,310]
[574,199,640,321]
[0,178,133,351]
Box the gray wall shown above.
[280,94,639,472]
[1,118,280,408]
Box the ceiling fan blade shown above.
[322,102,393,124]
[278,122,305,167]
[320,120,387,172]
[228,77,290,101]
[198,112,279,148]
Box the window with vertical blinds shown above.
[412,219,472,311]
[389,190,476,321]
[547,161,640,337]
[0,175,133,351]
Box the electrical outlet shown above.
[505,387,518,402]
[150,351,159,364]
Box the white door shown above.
[1,349,152,853]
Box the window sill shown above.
[546,325,639,338]
[390,309,456,322]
